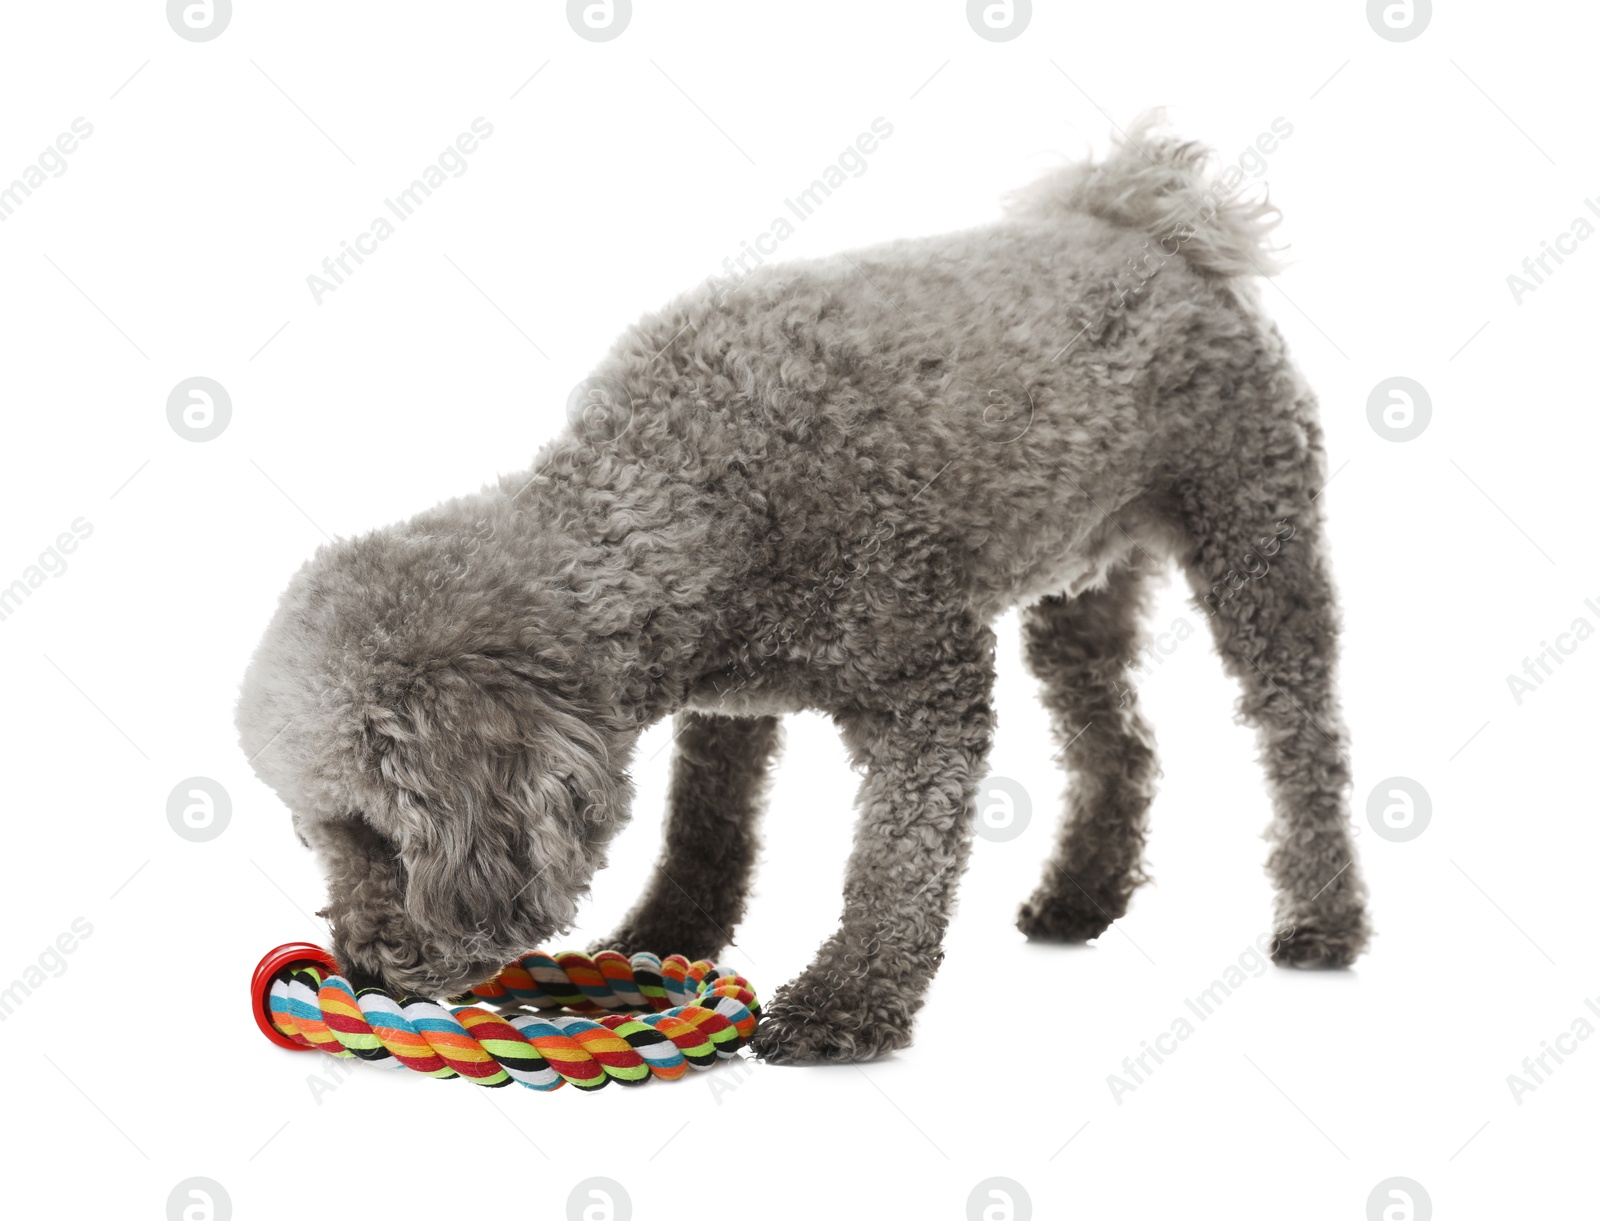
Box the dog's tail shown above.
[1005,111,1284,278]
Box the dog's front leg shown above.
[594,711,783,961]
[751,628,995,1064]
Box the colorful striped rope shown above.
[257,947,760,1092]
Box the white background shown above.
[1,2,1594,1218]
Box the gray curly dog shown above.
[237,117,1370,1064]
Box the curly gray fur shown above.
[236,115,1369,1060]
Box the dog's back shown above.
[585,115,1298,624]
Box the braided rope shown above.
[263,949,760,1092]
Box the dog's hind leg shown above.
[593,711,782,961]
[1016,559,1161,942]
[1173,379,1370,966]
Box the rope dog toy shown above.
[251,943,761,1092]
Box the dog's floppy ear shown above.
[360,652,629,976]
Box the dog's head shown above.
[235,518,632,997]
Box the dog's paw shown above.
[749,1003,913,1065]
[1016,884,1124,942]
[587,915,727,963]
[748,978,917,1065]
[1270,915,1369,969]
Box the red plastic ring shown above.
[252,942,340,1051]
